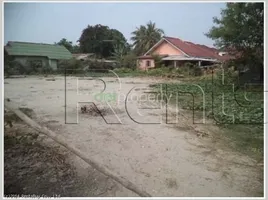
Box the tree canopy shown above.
[131,21,164,56]
[78,24,128,58]
[206,3,264,69]
[55,38,74,53]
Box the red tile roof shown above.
[163,36,232,61]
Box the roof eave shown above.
[162,56,219,62]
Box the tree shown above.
[131,21,164,56]
[55,38,74,53]
[121,53,137,70]
[78,24,128,58]
[111,44,127,67]
[72,45,81,53]
[206,3,264,79]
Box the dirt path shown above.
[4,76,263,197]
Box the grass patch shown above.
[151,70,264,158]
[84,67,188,78]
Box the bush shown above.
[146,67,170,76]
[184,62,195,68]
[113,67,134,73]
[86,59,115,73]
[215,66,239,86]
[43,65,53,75]
[4,60,53,76]
[58,58,84,74]
[151,77,263,156]
[176,62,204,76]
[121,53,137,69]
[151,54,163,68]
[193,67,203,76]
[4,60,25,76]
[173,63,192,76]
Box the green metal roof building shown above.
[4,41,72,70]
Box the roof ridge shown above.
[164,36,216,49]
[8,41,59,46]
[164,36,184,41]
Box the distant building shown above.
[72,53,95,61]
[4,41,72,70]
[72,53,117,64]
[137,36,232,70]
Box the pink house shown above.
[137,36,231,70]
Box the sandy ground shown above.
[4,76,263,197]
[4,119,134,197]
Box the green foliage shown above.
[146,67,171,76]
[55,38,74,53]
[183,62,195,76]
[24,60,43,74]
[87,59,115,73]
[4,54,53,76]
[131,21,164,55]
[72,45,81,53]
[121,53,137,69]
[78,24,128,58]
[5,60,25,76]
[58,58,84,74]
[174,66,189,76]
[4,53,20,76]
[55,38,81,54]
[173,62,203,77]
[184,62,195,68]
[215,67,239,85]
[111,67,173,77]
[151,54,163,68]
[193,67,203,76]
[111,43,129,67]
[113,67,134,74]
[106,65,204,78]
[151,72,263,156]
[206,3,264,74]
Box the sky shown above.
[4,2,226,47]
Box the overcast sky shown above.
[4,2,226,47]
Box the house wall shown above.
[50,59,58,70]
[150,41,184,56]
[14,56,49,68]
[13,56,60,71]
[137,40,187,70]
[137,58,155,70]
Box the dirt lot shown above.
[4,76,263,197]
[4,119,135,197]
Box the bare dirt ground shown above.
[4,76,263,197]
[4,119,134,197]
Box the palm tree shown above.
[131,21,164,55]
[111,43,128,67]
